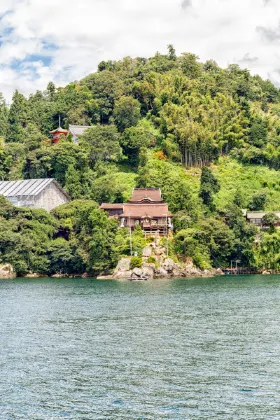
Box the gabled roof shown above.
[0,178,70,199]
[68,125,92,137]
[129,188,163,203]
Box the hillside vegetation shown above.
[1,45,280,275]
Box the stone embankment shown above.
[0,264,16,279]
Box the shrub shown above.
[130,256,142,269]
[147,256,156,264]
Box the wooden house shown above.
[100,188,173,235]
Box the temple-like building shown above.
[100,188,173,235]
[50,124,92,144]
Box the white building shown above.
[67,125,92,143]
[0,178,70,212]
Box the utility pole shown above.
[129,214,132,256]
[164,214,168,257]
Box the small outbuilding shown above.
[0,178,70,212]
[67,125,92,143]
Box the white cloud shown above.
[0,0,280,101]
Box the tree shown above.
[80,125,122,166]
[262,212,279,233]
[248,192,267,211]
[0,93,8,138]
[113,96,141,132]
[167,44,176,61]
[6,90,31,142]
[121,124,155,164]
[180,53,202,79]
[199,167,220,208]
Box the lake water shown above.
[1,276,280,419]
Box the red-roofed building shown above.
[50,126,68,144]
[100,188,173,235]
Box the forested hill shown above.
[1,46,280,276]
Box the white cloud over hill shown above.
[0,0,279,101]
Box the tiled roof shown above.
[129,188,163,203]
[100,203,124,209]
[122,203,172,218]
[0,178,69,198]
[50,126,68,134]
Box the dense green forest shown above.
[1,46,280,275]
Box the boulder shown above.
[142,263,155,279]
[114,270,132,279]
[154,267,168,278]
[142,247,152,258]
[154,247,166,256]
[0,264,15,279]
[114,257,131,272]
[162,258,176,273]
[214,268,224,276]
[24,273,45,278]
[132,267,143,277]
[52,273,68,278]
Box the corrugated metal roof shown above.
[0,179,55,197]
[247,211,280,219]
[68,125,92,137]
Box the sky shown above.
[0,0,279,101]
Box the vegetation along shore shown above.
[1,46,280,279]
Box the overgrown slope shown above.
[1,46,280,274]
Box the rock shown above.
[0,264,15,279]
[154,247,166,256]
[24,273,45,278]
[52,273,68,278]
[162,258,176,272]
[262,270,271,275]
[142,263,155,279]
[154,267,168,278]
[173,269,185,278]
[132,267,143,277]
[142,247,152,258]
[114,257,131,273]
[115,270,132,279]
[214,268,224,276]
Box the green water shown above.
[1,275,280,419]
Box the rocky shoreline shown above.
[97,257,224,280]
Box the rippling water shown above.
[1,276,280,419]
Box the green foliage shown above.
[3,47,280,274]
[113,96,141,132]
[130,256,143,269]
[199,167,220,208]
[80,125,122,166]
[147,256,156,264]
[132,225,146,256]
[248,192,267,211]
[262,212,279,233]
